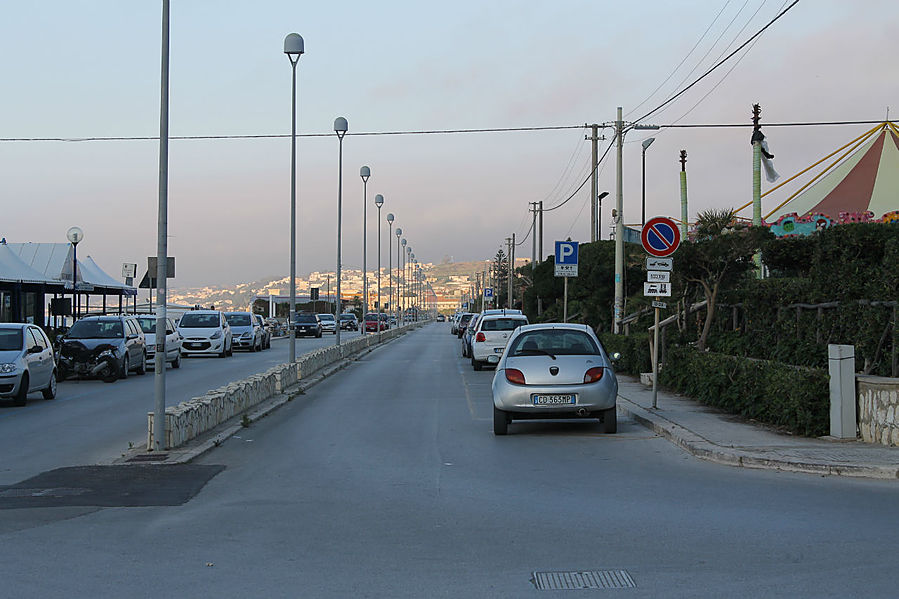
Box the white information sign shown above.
[651,300,667,309]
[646,270,670,283]
[646,257,673,271]
[644,282,672,297]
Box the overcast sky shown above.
[2,1,897,287]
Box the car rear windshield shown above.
[295,314,317,323]
[0,328,23,350]
[364,314,378,322]
[68,320,124,339]
[459,314,473,325]
[481,318,527,331]
[318,314,335,321]
[179,313,220,328]
[225,314,252,326]
[507,330,600,356]
[136,318,157,334]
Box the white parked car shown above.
[469,312,529,370]
[177,310,232,358]
[0,324,57,406]
[136,315,182,369]
[317,313,337,335]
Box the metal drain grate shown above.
[532,570,636,590]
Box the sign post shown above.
[641,218,680,409]
[554,241,579,322]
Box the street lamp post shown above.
[395,227,402,325]
[387,214,395,326]
[284,32,304,363]
[375,194,384,342]
[334,117,348,347]
[360,166,371,317]
[641,137,655,227]
[401,238,407,324]
[66,227,83,320]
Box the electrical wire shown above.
[632,0,800,125]
[543,139,616,212]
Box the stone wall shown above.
[857,375,899,446]
[148,322,424,450]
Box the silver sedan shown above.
[490,323,618,435]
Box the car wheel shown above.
[471,356,482,371]
[42,370,58,400]
[316,331,322,338]
[119,356,130,380]
[12,373,29,406]
[227,342,233,357]
[172,351,182,369]
[600,406,617,434]
[136,352,147,375]
[493,405,509,435]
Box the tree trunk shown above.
[697,280,719,351]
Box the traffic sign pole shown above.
[563,277,568,323]
[652,305,660,409]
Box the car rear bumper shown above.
[492,373,617,413]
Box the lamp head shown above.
[283,33,304,61]
[334,117,348,139]
[66,226,84,245]
[387,212,394,224]
[402,238,407,247]
[642,138,656,151]
[395,227,402,237]
[360,165,371,182]
[375,194,384,208]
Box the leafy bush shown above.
[659,346,830,437]
[597,332,652,376]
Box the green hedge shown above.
[659,346,830,437]
[597,332,652,376]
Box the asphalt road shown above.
[0,330,364,485]
[1,323,898,598]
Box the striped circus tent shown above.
[754,122,899,233]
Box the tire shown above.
[218,345,227,358]
[600,406,618,434]
[471,356,482,371]
[316,331,322,338]
[12,373,28,406]
[226,342,233,357]
[136,352,147,375]
[119,356,130,380]
[42,370,57,400]
[493,405,509,435]
[172,351,182,369]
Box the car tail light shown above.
[584,367,604,383]
[475,332,486,342]
[505,368,526,385]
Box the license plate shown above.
[494,347,504,353]
[532,394,576,405]
[186,343,200,349]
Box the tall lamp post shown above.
[395,228,402,325]
[641,137,655,227]
[387,214,395,323]
[284,32,304,363]
[360,166,371,316]
[66,226,83,320]
[334,116,348,346]
[401,238,407,324]
[375,194,384,341]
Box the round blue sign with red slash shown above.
[641,217,681,257]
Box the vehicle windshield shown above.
[179,313,221,328]
[339,314,355,321]
[136,318,157,334]
[364,314,378,322]
[318,314,335,322]
[507,329,600,357]
[68,319,124,339]
[481,318,528,331]
[225,314,252,327]
[0,328,23,350]
[295,314,318,323]
[460,314,474,325]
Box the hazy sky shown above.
[2,1,897,287]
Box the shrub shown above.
[659,346,830,437]
[597,332,652,376]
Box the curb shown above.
[113,329,412,466]
[617,397,899,480]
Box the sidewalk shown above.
[616,376,899,480]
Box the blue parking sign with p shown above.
[554,241,578,277]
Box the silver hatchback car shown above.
[490,323,618,435]
[0,324,57,406]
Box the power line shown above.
[0,124,584,143]
[633,0,800,124]
[543,138,616,212]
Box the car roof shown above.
[514,323,593,334]
[185,310,221,315]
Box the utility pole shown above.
[510,233,515,309]
[538,201,544,264]
[586,123,602,242]
[679,150,688,237]
[613,106,624,334]
[751,103,762,226]
[530,202,537,274]
[505,237,513,308]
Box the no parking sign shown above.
[641,217,681,258]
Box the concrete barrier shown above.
[147,321,427,450]
[857,375,899,446]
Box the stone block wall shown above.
[147,321,424,450]
[857,375,899,446]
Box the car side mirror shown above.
[127,333,138,340]
[28,345,43,354]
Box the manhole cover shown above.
[532,570,636,590]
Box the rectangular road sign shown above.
[554,241,579,277]
[644,282,672,297]
[122,263,137,278]
[646,257,673,271]
[646,270,670,283]
[484,287,494,299]
[651,300,667,309]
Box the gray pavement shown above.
[617,376,899,479]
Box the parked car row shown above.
[450,311,621,436]
[0,309,281,407]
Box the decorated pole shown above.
[679,150,688,237]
